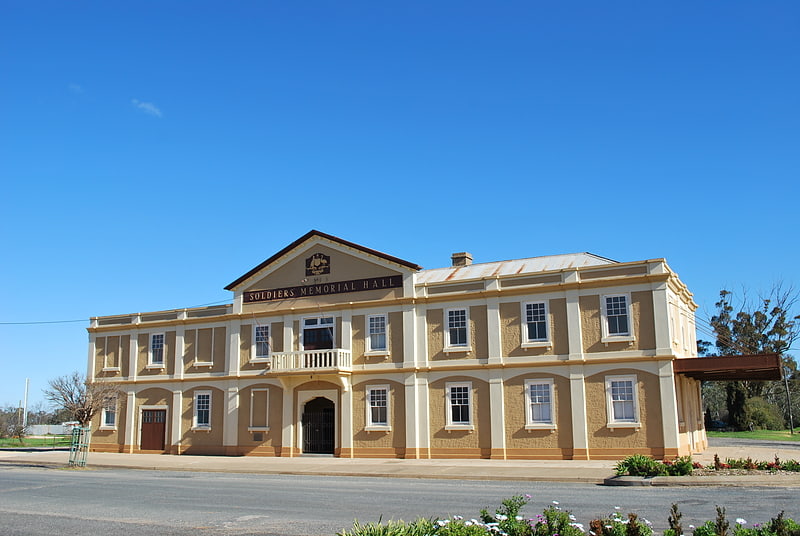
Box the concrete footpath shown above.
[0,442,799,486]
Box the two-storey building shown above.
[87,230,706,459]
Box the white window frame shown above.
[365,314,389,355]
[521,301,551,348]
[193,390,212,430]
[100,396,117,430]
[302,315,336,349]
[102,336,122,372]
[444,308,470,352]
[445,381,473,430]
[251,323,271,362]
[193,328,217,368]
[605,374,641,429]
[148,333,165,368]
[248,388,269,432]
[601,294,635,343]
[365,384,391,431]
[524,379,556,430]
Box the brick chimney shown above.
[451,252,473,267]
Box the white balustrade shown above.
[271,349,352,373]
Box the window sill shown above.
[191,426,212,432]
[365,425,392,432]
[521,341,552,349]
[145,364,165,370]
[101,367,121,372]
[364,350,390,358]
[443,346,471,354]
[607,421,641,431]
[247,426,270,432]
[445,424,474,431]
[525,423,556,432]
[249,358,271,364]
[601,335,636,345]
[193,362,214,368]
[99,426,117,431]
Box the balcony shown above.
[271,349,352,374]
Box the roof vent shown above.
[451,252,473,267]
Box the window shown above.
[303,316,335,350]
[606,375,640,427]
[602,294,634,341]
[445,308,469,349]
[101,397,117,429]
[366,385,389,429]
[446,382,472,428]
[194,391,211,429]
[149,333,165,366]
[254,324,271,360]
[367,314,387,353]
[249,388,269,431]
[523,302,549,344]
[525,379,554,428]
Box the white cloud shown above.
[132,99,163,118]
[68,83,83,94]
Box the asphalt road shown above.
[0,464,798,536]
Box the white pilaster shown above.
[489,372,506,459]
[125,390,136,452]
[341,309,352,351]
[223,384,239,450]
[651,281,673,356]
[226,321,241,376]
[174,316,185,379]
[658,360,681,453]
[486,296,502,365]
[402,305,416,368]
[279,377,296,456]
[129,331,139,381]
[171,390,182,452]
[87,332,96,379]
[569,366,589,459]
[340,376,353,457]
[565,285,584,361]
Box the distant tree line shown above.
[0,402,72,439]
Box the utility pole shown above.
[784,366,794,434]
[22,378,29,428]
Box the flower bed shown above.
[338,497,800,536]
[614,454,800,477]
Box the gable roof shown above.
[225,230,423,291]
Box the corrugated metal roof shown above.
[416,252,616,285]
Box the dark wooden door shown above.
[141,409,166,450]
[302,398,334,454]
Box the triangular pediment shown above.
[225,231,421,307]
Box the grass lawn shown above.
[0,436,71,448]
[707,429,800,442]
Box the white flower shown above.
[553,501,560,505]
[736,519,747,525]
[516,516,523,521]
[570,514,577,521]
[689,525,695,530]
[615,506,621,510]
[497,514,508,521]
[437,520,448,527]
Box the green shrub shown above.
[614,454,667,477]
[589,509,653,536]
[744,398,786,431]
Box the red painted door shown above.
[140,410,166,450]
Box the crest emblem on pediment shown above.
[305,253,330,276]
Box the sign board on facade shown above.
[244,275,403,303]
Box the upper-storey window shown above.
[303,316,334,350]
[602,294,634,341]
[149,333,165,366]
[101,396,117,429]
[254,324,271,360]
[523,302,549,343]
[445,308,469,349]
[367,314,387,353]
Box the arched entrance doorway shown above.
[301,397,335,454]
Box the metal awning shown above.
[673,353,782,381]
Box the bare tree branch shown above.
[43,371,121,427]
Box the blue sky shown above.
[1,2,798,409]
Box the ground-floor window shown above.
[446,382,472,429]
[366,385,389,429]
[194,390,211,429]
